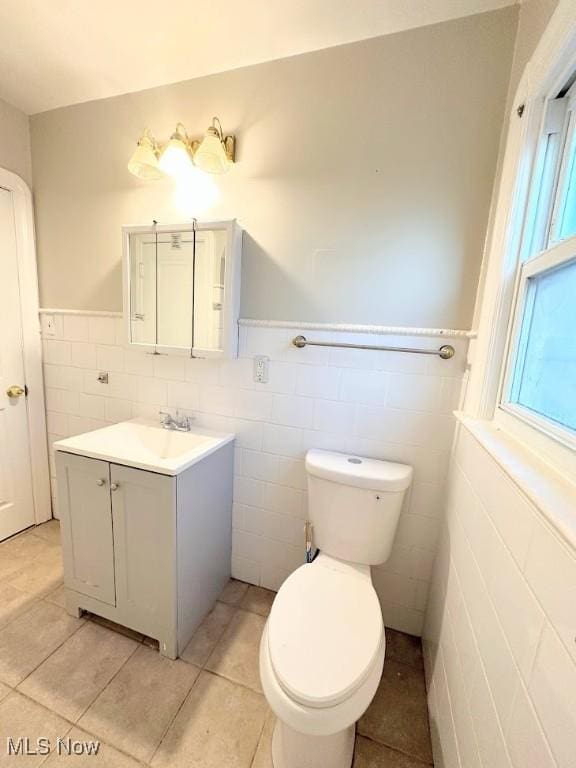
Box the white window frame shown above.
[498,239,576,452]
[497,80,576,462]
[465,0,576,479]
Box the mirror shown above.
[128,229,194,348]
[123,220,241,357]
[193,228,227,351]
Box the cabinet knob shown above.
[96,479,106,486]
[110,483,119,491]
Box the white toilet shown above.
[259,448,413,768]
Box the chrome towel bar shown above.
[292,335,455,359]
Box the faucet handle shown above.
[176,411,193,430]
[160,409,193,430]
[159,410,172,425]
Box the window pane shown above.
[526,132,562,257]
[512,258,576,432]
[557,133,576,241]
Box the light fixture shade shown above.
[128,130,161,179]
[158,125,194,178]
[194,126,230,174]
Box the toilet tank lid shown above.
[306,449,413,492]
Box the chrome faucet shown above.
[159,410,193,432]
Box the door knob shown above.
[6,385,25,399]
[110,483,119,491]
[96,479,106,486]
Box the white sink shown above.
[54,418,235,475]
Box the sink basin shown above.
[54,418,235,475]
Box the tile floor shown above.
[0,521,433,767]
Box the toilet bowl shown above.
[260,554,385,768]
[259,449,412,768]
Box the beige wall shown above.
[470,0,559,330]
[31,8,517,328]
[0,97,32,186]
[508,0,559,97]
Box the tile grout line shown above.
[10,692,144,768]
[13,678,151,767]
[203,664,266,697]
[192,605,240,668]
[358,732,434,766]
[37,721,76,767]
[0,567,61,618]
[150,665,268,767]
[70,638,142,725]
[0,593,43,633]
[9,688,78,741]
[41,707,150,767]
[147,664,204,765]
[3,609,87,691]
[248,711,271,768]
[60,642,155,765]
[6,622,140,746]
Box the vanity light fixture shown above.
[158,123,194,177]
[193,117,235,174]
[127,117,236,180]
[127,128,162,180]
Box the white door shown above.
[0,187,35,540]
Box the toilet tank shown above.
[305,449,413,565]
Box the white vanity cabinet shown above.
[55,419,234,659]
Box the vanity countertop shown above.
[53,418,235,476]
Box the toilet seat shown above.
[267,555,384,709]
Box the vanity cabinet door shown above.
[56,452,116,606]
[110,464,176,642]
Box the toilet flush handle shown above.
[305,521,315,563]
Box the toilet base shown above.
[271,718,355,768]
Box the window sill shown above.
[455,411,576,551]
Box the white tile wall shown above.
[41,312,468,635]
[424,422,576,768]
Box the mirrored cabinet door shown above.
[156,230,194,349]
[193,227,227,352]
[127,231,157,346]
[122,220,242,358]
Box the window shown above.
[500,79,576,450]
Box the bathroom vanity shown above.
[54,418,234,658]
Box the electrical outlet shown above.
[43,314,57,337]
[253,355,269,384]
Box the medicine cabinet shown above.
[122,219,242,358]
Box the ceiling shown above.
[0,0,517,115]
